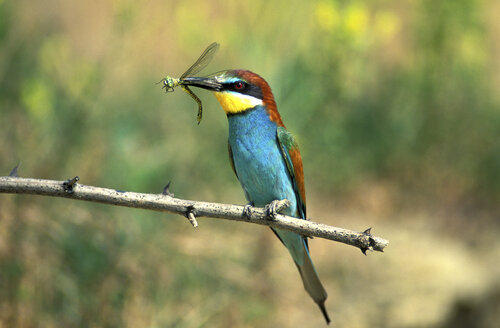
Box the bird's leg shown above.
[264,199,291,219]
[243,201,254,218]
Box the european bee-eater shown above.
[180,70,330,324]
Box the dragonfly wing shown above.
[180,42,219,79]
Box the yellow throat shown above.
[213,91,263,114]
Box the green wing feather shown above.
[276,126,306,219]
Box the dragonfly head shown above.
[159,76,180,92]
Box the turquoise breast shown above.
[228,105,306,264]
[227,105,297,216]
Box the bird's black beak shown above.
[180,76,223,92]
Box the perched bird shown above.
[180,70,330,324]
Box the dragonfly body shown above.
[161,42,219,124]
[180,85,203,122]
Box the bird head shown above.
[180,70,284,125]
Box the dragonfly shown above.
[159,42,219,124]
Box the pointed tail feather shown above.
[295,246,331,324]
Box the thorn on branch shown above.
[185,205,198,228]
[162,181,174,197]
[360,227,376,255]
[63,176,80,194]
[9,163,20,177]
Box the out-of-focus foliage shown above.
[0,0,499,327]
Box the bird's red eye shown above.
[234,81,244,90]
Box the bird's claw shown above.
[264,199,290,219]
[243,202,254,218]
[264,201,278,219]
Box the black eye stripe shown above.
[223,81,263,100]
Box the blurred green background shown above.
[1,0,499,327]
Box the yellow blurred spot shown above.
[460,33,486,66]
[21,79,54,122]
[345,3,369,36]
[315,2,339,31]
[374,11,400,41]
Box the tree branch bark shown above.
[0,176,388,253]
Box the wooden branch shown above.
[0,176,389,253]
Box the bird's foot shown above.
[243,202,254,218]
[264,199,291,219]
